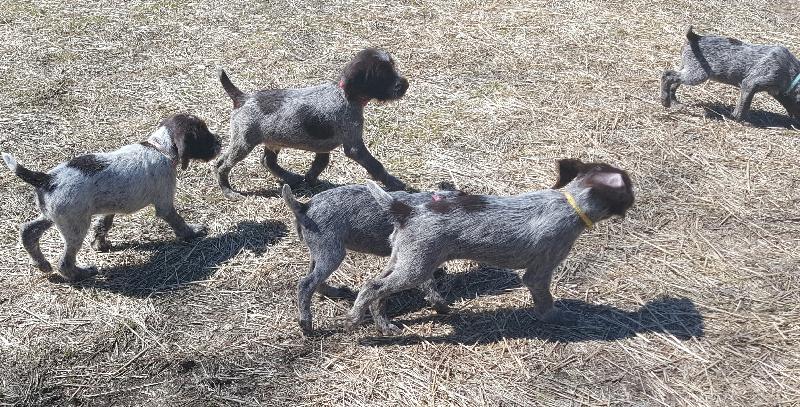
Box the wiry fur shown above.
[348,160,635,335]
[282,184,461,335]
[661,26,800,121]
[3,114,222,282]
[215,48,410,200]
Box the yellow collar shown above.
[562,191,593,229]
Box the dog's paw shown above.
[33,260,53,273]
[343,313,362,333]
[51,266,98,283]
[299,319,314,336]
[378,322,404,336]
[383,176,406,192]
[182,224,208,240]
[91,238,112,253]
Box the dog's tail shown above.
[2,153,51,189]
[365,180,414,226]
[282,184,315,240]
[685,25,701,42]
[219,69,247,109]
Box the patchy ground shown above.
[0,0,798,405]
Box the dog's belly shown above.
[265,137,342,153]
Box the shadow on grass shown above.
[358,268,704,346]
[242,179,344,199]
[76,220,287,297]
[700,102,798,129]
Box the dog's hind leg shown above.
[20,215,53,273]
[53,216,96,282]
[261,148,304,186]
[348,261,433,335]
[303,153,330,184]
[297,246,346,335]
[90,214,114,252]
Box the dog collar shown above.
[785,73,800,95]
[338,79,370,107]
[563,191,593,229]
[146,135,178,167]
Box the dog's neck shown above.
[562,186,612,228]
[146,126,178,167]
[338,80,370,107]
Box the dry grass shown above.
[1,0,799,405]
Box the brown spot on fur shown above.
[427,194,488,214]
[727,37,742,46]
[389,200,413,227]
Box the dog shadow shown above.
[359,268,704,346]
[699,102,798,129]
[77,220,287,297]
[243,179,344,199]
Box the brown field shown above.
[1,0,798,405]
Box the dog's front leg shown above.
[344,142,405,191]
[733,75,769,121]
[155,204,207,240]
[523,266,577,325]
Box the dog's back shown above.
[9,145,176,219]
[682,27,793,85]
[391,190,585,269]
[284,184,461,256]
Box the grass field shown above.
[1,0,799,405]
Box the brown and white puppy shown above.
[2,114,222,282]
[215,48,410,200]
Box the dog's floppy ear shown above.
[585,170,634,217]
[170,131,190,170]
[552,158,584,189]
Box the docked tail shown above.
[219,69,247,109]
[2,153,51,189]
[685,25,700,42]
[281,184,315,239]
[365,180,413,226]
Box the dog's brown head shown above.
[552,158,634,217]
[340,48,409,104]
[161,114,222,170]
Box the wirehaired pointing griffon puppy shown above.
[3,114,222,283]
[346,159,634,335]
[215,48,410,200]
[662,26,800,121]
[282,184,461,335]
